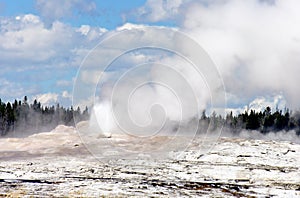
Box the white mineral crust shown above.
[0,125,299,197]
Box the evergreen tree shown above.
[0,96,90,136]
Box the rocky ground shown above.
[0,125,300,197]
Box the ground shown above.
[0,125,300,197]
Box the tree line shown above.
[0,96,89,136]
[1,95,300,137]
[200,106,300,135]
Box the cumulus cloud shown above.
[0,14,107,66]
[32,91,75,107]
[0,15,68,63]
[34,93,58,106]
[0,14,107,105]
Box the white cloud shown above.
[0,14,107,104]
[35,0,96,25]
[76,25,107,41]
[116,23,151,31]
[76,25,91,35]
[20,14,40,24]
[0,17,65,62]
[0,14,107,67]
[134,0,190,22]
[34,93,58,106]
[32,91,74,107]
[62,90,72,99]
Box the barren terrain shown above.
[0,125,300,197]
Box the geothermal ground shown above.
[0,125,300,197]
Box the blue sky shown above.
[0,0,299,113]
[1,0,145,28]
[0,0,176,29]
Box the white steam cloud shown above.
[180,0,300,109]
[91,52,211,136]
[133,0,300,109]
[73,26,225,138]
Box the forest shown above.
[0,96,300,136]
[0,96,89,136]
[199,107,300,135]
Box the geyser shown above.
[90,102,115,137]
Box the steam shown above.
[89,54,212,137]
[91,70,198,136]
[131,0,300,110]
[222,129,300,144]
[179,0,300,109]
[73,26,226,141]
[90,101,115,136]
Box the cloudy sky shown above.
[0,0,299,113]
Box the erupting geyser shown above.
[90,102,114,137]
